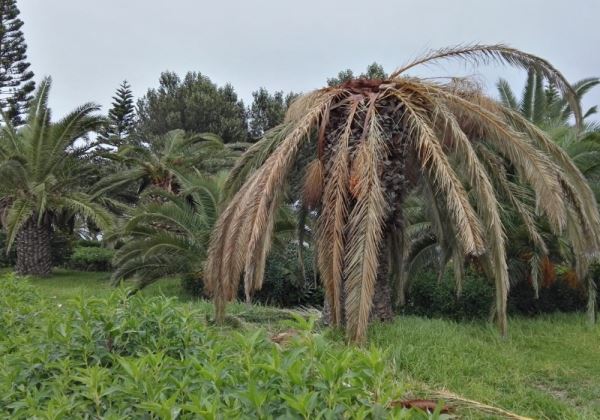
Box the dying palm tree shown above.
[0,78,112,276]
[205,44,600,342]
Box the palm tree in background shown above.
[92,129,240,199]
[0,78,113,276]
[205,45,600,342]
[496,71,600,320]
[110,172,225,291]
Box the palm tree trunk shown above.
[15,217,52,277]
[321,243,394,325]
[370,240,394,322]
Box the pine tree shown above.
[99,80,136,148]
[0,0,35,126]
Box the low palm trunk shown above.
[321,249,394,325]
[320,94,407,327]
[15,217,52,277]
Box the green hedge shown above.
[405,268,599,319]
[404,269,494,320]
[67,246,114,272]
[0,276,430,419]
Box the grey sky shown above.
[19,0,600,120]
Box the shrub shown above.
[249,243,324,308]
[75,239,103,248]
[67,246,114,272]
[50,230,74,267]
[0,276,429,419]
[404,269,494,320]
[406,267,598,319]
[508,277,588,315]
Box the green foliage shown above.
[49,230,74,267]
[250,243,323,308]
[0,78,113,254]
[0,231,16,267]
[327,62,388,86]
[93,130,237,198]
[247,88,297,140]
[109,173,224,290]
[136,71,248,143]
[404,270,494,320]
[0,276,430,419]
[0,0,35,125]
[97,80,136,148]
[67,246,114,272]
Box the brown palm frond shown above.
[390,43,581,127]
[500,107,600,252]
[303,159,324,209]
[432,103,509,335]
[317,99,360,326]
[432,390,534,420]
[244,190,281,302]
[427,83,568,230]
[241,92,337,293]
[205,90,339,323]
[224,124,292,196]
[394,88,485,255]
[343,99,388,342]
[477,144,548,255]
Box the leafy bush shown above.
[508,278,590,315]
[406,267,599,319]
[0,276,431,419]
[67,246,114,272]
[404,269,494,320]
[250,243,324,308]
[50,230,74,267]
[75,239,102,248]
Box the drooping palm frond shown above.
[390,43,582,127]
[343,99,388,341]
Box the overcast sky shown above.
[19,0,600,120]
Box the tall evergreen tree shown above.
[327,62,387,87]
[247,88,297,140]
[0,0,35,126]
[98,80,136,148]
[136,71,248,143]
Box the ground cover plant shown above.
[1,275,449,419]
[8,270,599,418]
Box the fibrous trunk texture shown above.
[320,92,409,326]
[15,217,52,277]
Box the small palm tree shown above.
[497,73,600,321]
[205,45,600,342]
[110,172,225,291]
[92,129,239,198]
[0,78,113,276]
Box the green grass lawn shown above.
[12,269,600,418]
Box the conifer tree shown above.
[99,80,136,148]
[0,0,35,125]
